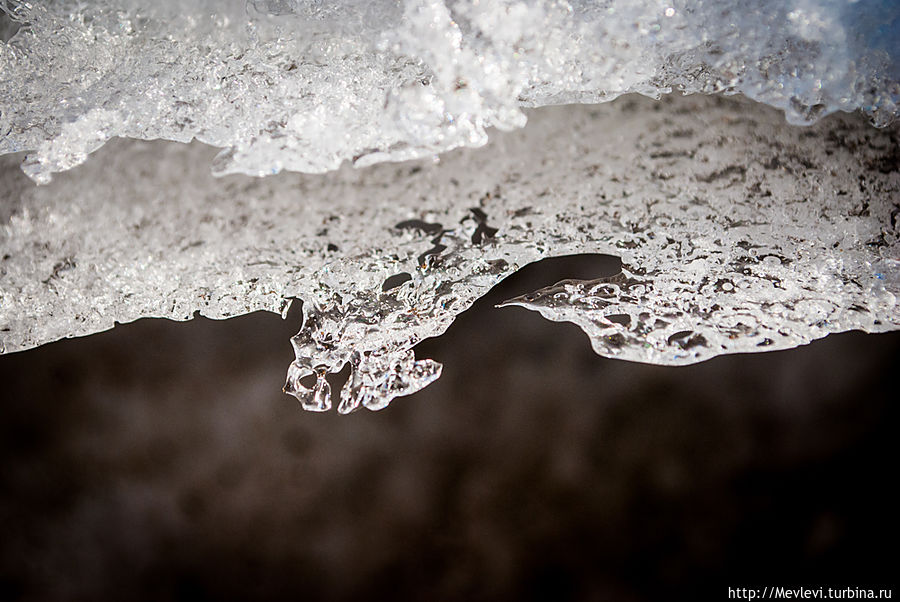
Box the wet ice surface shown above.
[0,0,898,184]
[1,95,898,412]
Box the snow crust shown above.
[0,0,898,184]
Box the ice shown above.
[1,94,898,412]
[2,0,899,412]
[0,0,898,184]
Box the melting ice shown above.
[0,0,898,412]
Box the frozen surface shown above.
[0,0,898,184]
[1,95,899,412]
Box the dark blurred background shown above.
[0,255,897,601]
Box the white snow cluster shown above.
[0,0,897,183]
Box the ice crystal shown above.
[1,95,898,412]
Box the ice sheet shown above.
[1,95,897,411]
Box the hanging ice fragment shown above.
[2,94,898,410]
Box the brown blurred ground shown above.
[0,255,897,601]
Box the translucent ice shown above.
[1,95,898,412]
[2,0,899,412]
[0,0,898,183]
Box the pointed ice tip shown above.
[496,295,527,308]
